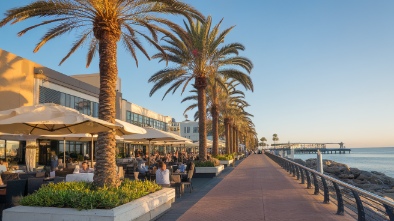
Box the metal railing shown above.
[265,152,394,221]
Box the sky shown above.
[0,1,393,148]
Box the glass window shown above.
[70,96,75,109]
[93,103,99,118]
[184,127,186,134]
[65,94,71,107]
[193,127,198,133]
[187,127,190,133]
[60,93,66,106]
[0,140,5,159]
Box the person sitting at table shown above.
[136,154,148,175]
[179,162,186,173]
[78,162,94,173]
[155,161,170,187]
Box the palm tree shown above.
[260,137,267,147]
[272,134,279,148]
[0,0,203,187]
[149,16,252,160]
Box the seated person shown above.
[179,162,186,173]
[155,161,170,187]
[78,162,94,173]
[136,155,148,175]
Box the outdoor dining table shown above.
[66,173,94,182]
[172,172,188,182]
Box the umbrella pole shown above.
[63,139,66,167]
[148,140,151,166]
[91,134,94,168]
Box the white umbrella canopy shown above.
[122,127,185,142]
[0,103,119,135]
[115,119,146,136]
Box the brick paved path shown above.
[177,154,355,221]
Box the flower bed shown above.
[20,180,161,210]
[3,181,175,221]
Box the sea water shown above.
[294,147,394,178]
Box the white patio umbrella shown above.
[0,103,119,135]
[122,127,187,165]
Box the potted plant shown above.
[193,158,224,178]
[214,154,234,168]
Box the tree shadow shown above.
[0,50,25,85]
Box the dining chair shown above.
[181,164,194,193]
[0,179,27,209]
[170,175,182,198]
[27,178,44,195]
[1,173,19,184]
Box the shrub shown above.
[214,154,234,161]
[20,179,161,210]
[195,158,220,167]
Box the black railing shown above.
[265,152,394,221]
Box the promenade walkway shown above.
[176,154,355,221]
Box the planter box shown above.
[193,165,224,178]
[219,159,234,167]
[3,188,175,221]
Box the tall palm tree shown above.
[272,134,279,148]
[149,16,252,160]
[260,137,267,147]
[0,0,203,187]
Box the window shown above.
[187,127,190,133]
[193,127,198,133]
[39,86,98,117]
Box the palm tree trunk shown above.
[224,118,230,154]
[211,101,219,156]
[94,31,120,188]
[232,126,236,153]
[235,128,239,154]
[196,76,207,161]
[228,120,233,154]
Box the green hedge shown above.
[214,154,234,160]
[21,180,161,210]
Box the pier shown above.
[295,148,351,154]
[268,142,351,154]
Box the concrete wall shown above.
[0,49,40,111]
[180,121,199,142]
[71,73,122,92]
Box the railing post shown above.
[296,166,300,180]
[300,168,305,184]
[333,182,344,215]
[292,164,296,177]
[285,162,289,172]
[312,172,319,195]
[383,204,394,221]
[321,176,329,204]
[305,170,312,189]
[352,190,366,221]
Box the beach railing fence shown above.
[265,152,394,221]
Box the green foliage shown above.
[195,158,220,167]
[20,179,161,210]
[214,154,234,160]
[195,161,214,167]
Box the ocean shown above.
[293,147,394,178]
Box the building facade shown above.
[0,49,172,166]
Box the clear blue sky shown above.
[1,1,393,148]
